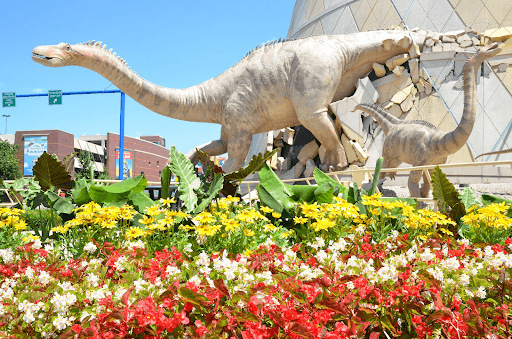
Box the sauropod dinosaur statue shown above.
[32,31,427,173]
[354,43,501,198]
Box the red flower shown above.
[72,324,82,334]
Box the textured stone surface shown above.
[373,62,386,77]
[297,140,319,164]
[303,159,316,178]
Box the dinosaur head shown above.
[472,42,501,63]
[32,43,79,67]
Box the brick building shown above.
[12,129,169,182]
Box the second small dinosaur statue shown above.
[355,43,501,198]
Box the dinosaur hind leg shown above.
[407,170,423,198]
[419,169,433,198]
[298,108,348,172]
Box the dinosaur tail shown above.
[354,103,400,136]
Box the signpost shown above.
[2,92,16,107]
[48,90,62,105]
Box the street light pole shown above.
[2,115,10,134]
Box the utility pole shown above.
[2,115,9,134]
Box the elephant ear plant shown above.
[161,145,277,215]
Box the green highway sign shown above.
[49,90,62,105]
[2,92,16,107]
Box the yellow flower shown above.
[223,219,241,232]
[139,215,155,225]
[125,227,145,240]
[193,212,215,224]
[243,249,253,256]
[51,225,70,234]
[271,212,282,219]
[438,228,454,236]
[294,216,308,225]
[243,229,255,237]
[120,205,137,220]
[145,205,162,217]
[299,202,320,218]
[236,209,266,223]
[159,197,176,206]
[22,235,40,243]
[100,219,117,229]
[263,224,278,232]
[311,218,336,232]
[195,224,221,237]
[260,206,274,214]
[13,219,27,231]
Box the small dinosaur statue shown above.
[32,31,427,173]
[355,43,501,198]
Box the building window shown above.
[159,170,162,178]
[141,171,144,175]
[157,161,160,166]
[149,161,151,166]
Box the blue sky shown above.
[1,1,295,155]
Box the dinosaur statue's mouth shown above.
[32,53,53,61]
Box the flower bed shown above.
[1,195,512,338]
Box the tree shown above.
[0,141,21,180]
[75,150,111,180]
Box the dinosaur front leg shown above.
[186,127,229,164]
[299,108,348,172]
[222,132,253,173]
[186,140,227,164]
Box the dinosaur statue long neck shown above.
[72,43,221,124]
[355,103,401,135]
[437,54,483,156]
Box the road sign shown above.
[48,90,62,105]
[2,92,16,107]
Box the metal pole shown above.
[119,92,125,180]
[2,115,9,134]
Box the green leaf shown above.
[367,157,383,196]
[232,310,260,322]
[313,167,344,196]
[290,185,317,203]
[258,163,295,213]
[71,178,92,206]
[46,191,74,214]
[128,191,158,213]
[225,149,278,182]
[193,173,224,214]
[459,187,478,209]
[257,185,285,215]
[431,166,465,220]
[32,152,72,191]
[169,145,200,212]
[160,165,171,200]
[100,175,147,194]
[314,182,335,204]
[178,287,210,307]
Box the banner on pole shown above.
[24,136,48,176]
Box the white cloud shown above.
[32,88,45,94]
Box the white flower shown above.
[474,286,486,299]
[166,265,181,277]
[196,252,210,266]
[83,242,97,254]
[88,258,102,267]
[58,281,75,291]
[25,266,35,279]
[308,237,325,250]
[23,311,36,324]
[38,271,53,285]
[346,281,355,289]
[86,272,100,287]
[134,278,149,292]
[0,249,14,264]
[52,315,71,330]
[183,244,193,252]
[419,248,435,262]
[50,292,77,315]
[459,273,470,286]
[114,255,127,272]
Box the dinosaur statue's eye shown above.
[65,44,71,51]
